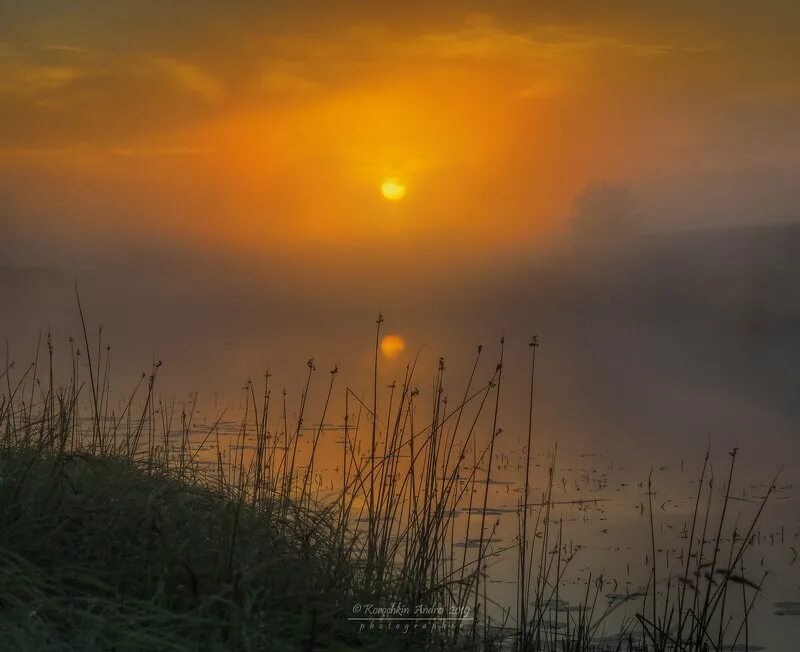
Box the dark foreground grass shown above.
[0,449,392,651]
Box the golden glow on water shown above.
[380,334,406,358]
[380,178,407,201]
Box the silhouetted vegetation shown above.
[0,303,777,650]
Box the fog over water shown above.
[3,219,798,459]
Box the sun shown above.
[380,334,406,358]
[381,177,406,201]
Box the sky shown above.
[1,0,799,268]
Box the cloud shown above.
[256,61,319,96]
[110,145,211,158]
[1,64,84,94]
[40,45,90,54]
[151,57,224,102]
[408,24,710,63]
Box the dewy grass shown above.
[0,452,370,651]
[0,301,779,651]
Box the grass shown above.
[0,300,780,650]
[1,448,396,651]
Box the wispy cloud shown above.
[151,57,224,102]
[0,61,85,94]
[40,45,90,54]
[111,145,212,158]
[409,25,712,63]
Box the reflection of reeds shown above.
[0,308,777,651]
[628,446,778,652]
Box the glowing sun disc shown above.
[381,178,406,201]
[380,334,406,358]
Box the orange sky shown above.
[1,1,798,262]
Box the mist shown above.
[3,195,798,477]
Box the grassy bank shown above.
[0,447,392,651]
